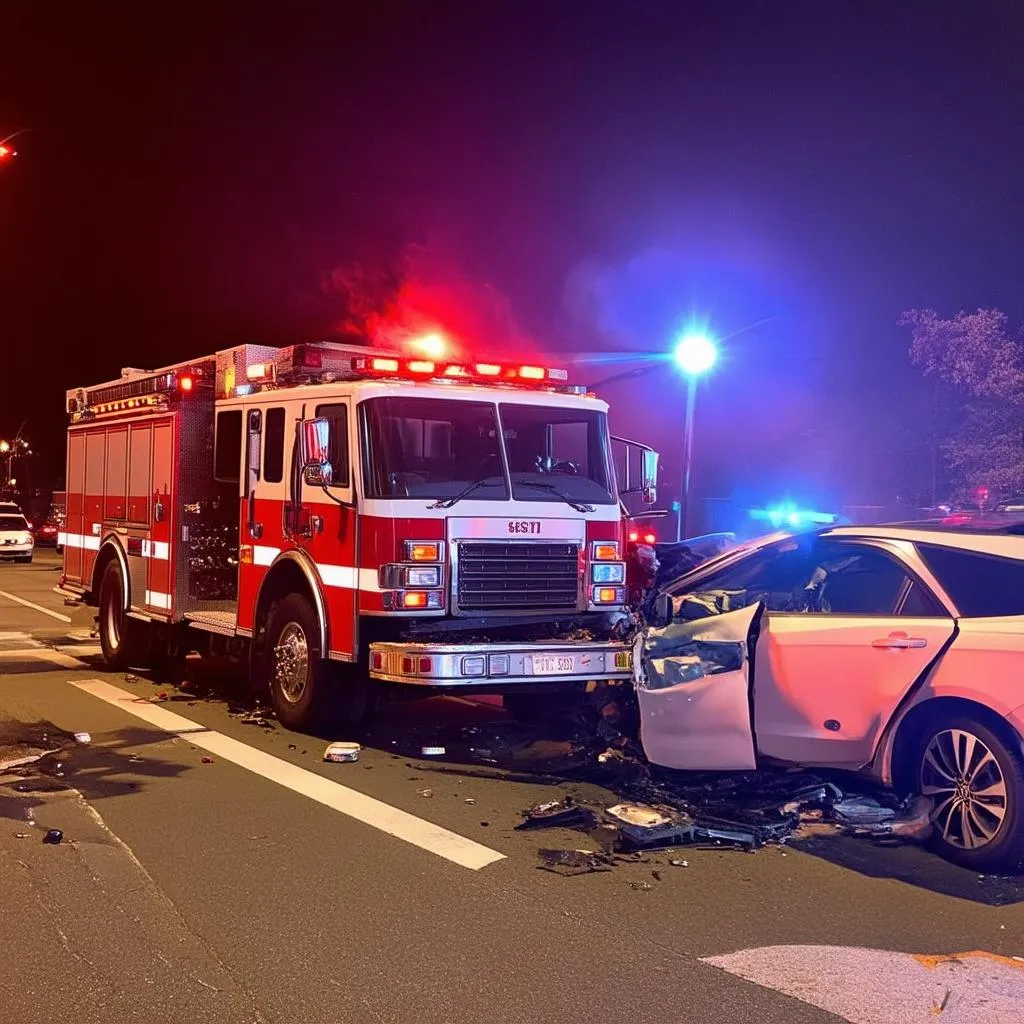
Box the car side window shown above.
[916,543,1024,617]
[681,538,931,616]
[807,543,910,615]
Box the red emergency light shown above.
[352,356,569,387]
[628,529,657,545]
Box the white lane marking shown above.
[0,589,72,623]
[702,945,1024,1024]
[71,680,507,871]
[0,648,87,667]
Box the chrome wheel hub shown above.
[921,728,1007,850]
[273,623,309,704]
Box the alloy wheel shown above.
[921,728,1008,850]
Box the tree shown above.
[900,308,1024,497]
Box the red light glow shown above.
[0,144,15,161]
[370,357,399,372]
[179,375,194,392]
[411,333,448,359]
[407,360,435,374]
[475,363,501,376]
[518,365,545,380]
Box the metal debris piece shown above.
[73,732,91,745]
[43,829,63,845]
[629,880,653,891]
[537,848,615,876]
[517,796,597,831]
[417,788,434,798]
[14,833,30,839]
[669,858,689,867]
[323,742,361,763]
[421,746,446,757]
[464,798,476,805]
[201,756,214,764]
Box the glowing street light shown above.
[672,331,718,542]
[673,333,718,376]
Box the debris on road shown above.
[14,832,30,839]
[421,746,446,757]
[42,828,63,845]
[831,796,898,826]
[201,756,214,764]
[417,788,434,798]
[73,732,91,745]
[516,796,597,831]
[537,848,615,876]
[323,742,361,763]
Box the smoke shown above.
[320,244,537,359]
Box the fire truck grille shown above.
[456,542,580,612]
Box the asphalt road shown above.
[1,549,1022,1024]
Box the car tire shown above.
[98,561,144,669]
[265,593,341,731]
[915,713,1024,872]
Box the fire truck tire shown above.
[98,561,146,670]
[265,593,337,730]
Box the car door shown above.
[636,602,762,770]
[752,538,956,767]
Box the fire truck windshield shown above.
[360,396,616,506]
[362,397,508,501]
[500,403,615,505]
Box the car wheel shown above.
[265,593,343,731]
[98,561,143,669]
[915,714,1024,872]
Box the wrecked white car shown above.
[636,524,1024,871]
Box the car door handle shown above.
[872,634,928,650]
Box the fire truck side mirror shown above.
[641,449,659,505]
[299,417,330,466]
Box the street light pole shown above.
[677,375,698,542]
[671,332,718,543]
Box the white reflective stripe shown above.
[318,564,358,589]
[253,545,280,567]
[141,540,170,560]
[358,568,381,593]
[145,590,172,610]
[62,532,101,551]
[57,531,68,546]
[90,523,101,536]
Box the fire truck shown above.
[58,342,659,728]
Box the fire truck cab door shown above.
[289,400,357,659]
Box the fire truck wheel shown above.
[98,561,144,669]
[266,593,335,730]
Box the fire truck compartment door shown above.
[635,603,761,771]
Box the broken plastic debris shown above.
[606,803,673,828]
[669,858,689,867]
[14,833,30,840]
[323,742,361,763]
[831,796,898,826]
[537,848,615,876]
[464,797,476,805]
[201,756,214,764]
[421,746,446,757]
[43,829,63,845]
[73,732,91,745]
[629,880,654,891]
[517,796,597,831]
[417,788,434,798]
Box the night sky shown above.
[4,1,1024,510]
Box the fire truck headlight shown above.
[406,541,441,562]
[405,566,441,588]
[591,542,620,561]
[591,562,625,584]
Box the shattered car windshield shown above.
[360,397,508,501]
[500,404,616,505]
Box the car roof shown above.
[823,523,1024,559]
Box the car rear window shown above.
[916,543,1024,617]
[0,515,27,531]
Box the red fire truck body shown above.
[58,342,656,728]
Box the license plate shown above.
[530,655,575,675]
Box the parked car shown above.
[31,518,60,547]
[0,513,35,563]
[640,522,1024,870]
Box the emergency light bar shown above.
[350,356,569,387]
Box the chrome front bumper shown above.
[0,543,33,558]
[369,639,633,687]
